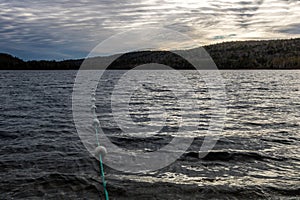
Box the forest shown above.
[1,38,299,70]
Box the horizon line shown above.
[1,37,299,62]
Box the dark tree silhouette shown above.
[1,38,299,70]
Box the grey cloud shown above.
[0,0,299,59]
[278,23,300,35]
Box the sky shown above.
[0,0,299,60]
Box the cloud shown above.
[278,23,300,35]
[213,34,237,40]
[0,0,299,59]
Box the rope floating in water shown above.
[92,103,109,200]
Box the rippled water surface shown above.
[0,70,299,199]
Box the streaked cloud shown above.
[0,0,299,59]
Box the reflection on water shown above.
[0,70,299,199]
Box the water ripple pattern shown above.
[0,70,299,199]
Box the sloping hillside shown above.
[0,38,299,70]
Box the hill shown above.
[205,38,300,69]
[0,38,299,70]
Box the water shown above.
[0,70,299,199]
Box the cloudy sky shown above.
[0,0,299,60]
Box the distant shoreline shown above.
[1,38,299,70]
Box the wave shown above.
[182,150,287,162]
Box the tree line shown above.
[1,38,299,70]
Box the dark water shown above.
[0,70,299,199]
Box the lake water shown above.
[0,70,299,199]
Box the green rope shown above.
[95,124,109,200]
[99,154,109,200]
